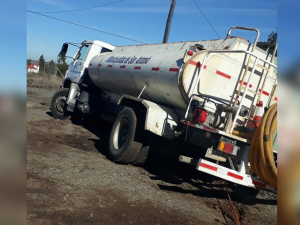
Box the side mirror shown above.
[58,43,68,57]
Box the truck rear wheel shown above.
[108,108,142,164]
[50,88,71,120]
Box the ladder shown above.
[225,27,277,133]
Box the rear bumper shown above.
[179,156,277,193]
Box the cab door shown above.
[68,44,89,81]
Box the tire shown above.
[132,145,149,166]
[108,108,142,164]
[50,88,71,120]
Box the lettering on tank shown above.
[105,56,151,65]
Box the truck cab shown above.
[60,40,115,85]
[55,40,115,113]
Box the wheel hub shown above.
[55,96,67,113]
[113,119,129,150]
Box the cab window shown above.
[101,47,112,53]
[76,45,88,60]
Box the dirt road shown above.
[27,86,277,225]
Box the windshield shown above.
[75,45,88,60]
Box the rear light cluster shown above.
[218,137,239,156]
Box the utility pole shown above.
[163,0,177,43]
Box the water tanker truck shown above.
[51,26,277,191]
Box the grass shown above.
[27,73,63,90]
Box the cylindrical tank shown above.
[88,48,187,109]
[88,39,276,112]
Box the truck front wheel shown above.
[50,88,71,120]
[108,108,143,164]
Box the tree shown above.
[57,63,69,76]
[39,55,45,74]
[57,53,66,65]
[57,53,68,76]
[27,59,31,65]
[47,60,56,75]
[267,29,277,45]
[257,29,277,56]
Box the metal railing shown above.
[184,49,277,134]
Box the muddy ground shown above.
[27,85,277,225]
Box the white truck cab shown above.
[56,40,115,111]
[61,40,115,83]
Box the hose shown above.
[232,130,253,140]
[249,103,277,188]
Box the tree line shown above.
[257,29,277,56]
[27,55,69,76]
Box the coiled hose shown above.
[249,103,277,188]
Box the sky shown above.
[27,0,277,63]
[277,0,300,72]
[0,0,26,94]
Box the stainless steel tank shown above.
[88,38,276,111]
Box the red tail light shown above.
[218,137,239,156]
[223,143,234,154]
[192,109,207,123]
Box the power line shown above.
[192,0,220,39]
[27,10,148,45]
[36,0,125,14]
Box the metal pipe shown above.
[266,42,277,53]
[216,104,248,117]
[225,26,260,50]
[138,85,147,99]
[192,50,276,69]
[253,42,277,116]
[184,94,196,119]
[66,83,77,104]
[190,58,207,95]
